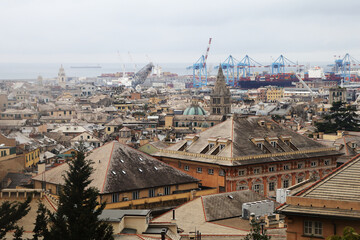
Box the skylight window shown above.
[111,171,116,175]
[139,168,143,172]
[139,157,143,161]
[120,159,124,163]
[122,170,126,174]
[154,166,158,170]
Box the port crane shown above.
[333,53,360,83]
[237,55,265,78]
[215,55,238,87]
[271,55,303,74]
[128,51,137,75]
[187,38,212,88]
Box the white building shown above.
[80,84,96,97]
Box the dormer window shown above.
[209,143,215,149]
[352,143,357,149]
[256,143,263,150]
[185,134,199,146]
[271,141,276,147]
[220,144,225,150]
[282,137,290,142]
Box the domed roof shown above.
[183,105,206,115]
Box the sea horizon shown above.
[0,61,334,80]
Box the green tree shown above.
[0,197,31,240]
[48,149,114,240]
[316,101,360,133]
[244,219,271,240]
[13,227,24,240]
[32,202,49,240]
[328,226,360,240]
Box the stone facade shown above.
[329,87,346,104]
[210,66,231,115]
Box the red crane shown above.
[203,38,212,68]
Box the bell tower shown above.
[210,65,231,116]
[58,64,66,87]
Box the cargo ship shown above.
[233,65,360,89]
[235,72,346,89]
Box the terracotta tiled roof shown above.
[299,154,360,201]
[33,141,198,194]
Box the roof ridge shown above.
[201,196,208,222]
[101,141,116,193]
[231,117,234,157]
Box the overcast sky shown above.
[0,0,359,65]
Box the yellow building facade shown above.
[25,148,40,168]
[266,86,284,102]
[0,146,16,162]
[49,109,76,118]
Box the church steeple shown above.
[213,65,229,97]
[210,64,231,116]
[58,64,66,87]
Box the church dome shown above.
[183,105,206,115]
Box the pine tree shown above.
[48,148,114,240]
[0,196,31,240]
[244,219,271,240]
[32,202,49,240]
[316,101,360,133]
[13,227,24,240]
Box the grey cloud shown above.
[0,0,359,63]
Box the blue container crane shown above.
[330,53,360,83]
[236,55,264,79]
[187,38,212,88]
[271,55,299,74]
[214,55,238,86]
[187,55,208,88]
